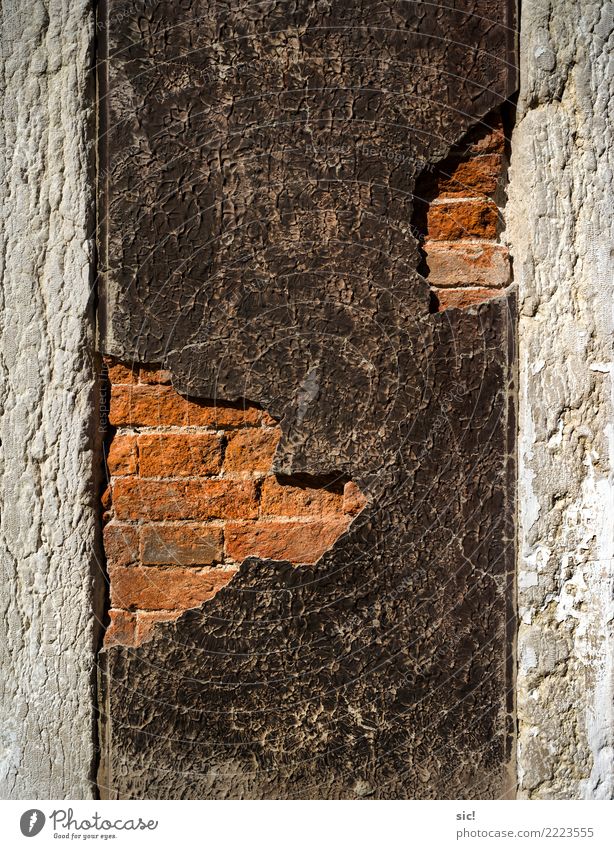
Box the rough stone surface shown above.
[0,0,98,799]
[509,0,614,799]
[98,0,517,799]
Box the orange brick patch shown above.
[413,109,512,311]
[108,564,237,612]
[427,199,500,242]
[434,287,505,311]
[103,360,368,647]
[433,153,504,198]
[424,243,510,290]
[225,520,350,564]
[109,384,274,429]
[137,433,222,477]
[223,428,279,473]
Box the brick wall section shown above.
[414,110,512,310]
[102,360,366,647]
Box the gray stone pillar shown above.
[509,0,614,799]
[0,1,98,798]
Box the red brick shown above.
[106,434,138,476]
[136,610,182,643]
[105,358,138,384]
[103,522,139,568]
[433,287,501,311]
[113,478,258,521]
[436,154,503,198]
[224,428,280,473]
[427,199,500,241]
[343,481,368,515]
[261,476,345,518]
[105,609,137,647]
[225,519,350,564]
[200,402,276,428]
[108,564,237,610]
[109,385,272,428]
[138,433,222,477]
[141,524,223,566]
[139,365,172,385]
[101,486,113,516]
[109,385,194,427]
[423,243,510,289]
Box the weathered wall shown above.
[0,1,98,798]
[510,0,614,799]
[98,1,517,799]
[100,113,509,650]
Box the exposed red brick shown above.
[435,154,503,198]
[136,610,183,643]
[138,433,222,477]
[261,477,346,517]
[343,481,368,515]
[427,200,500,241]
[113,478,259,521]
[109,385,197,428]
[108,564,237,610]
[225,517,350,564]
[106,434,138,476]
[433,287,502,311]
[105,609,138,647]
[109,385,272,428]
[141,524,223,566]
[226,519,350,564]
[224,428,280,473]
[104,522,139,568]
[423,243,510,289]
[105,358,137,384]
[139,365,172,385]
[104,364,368,619]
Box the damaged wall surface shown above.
[102,357,367,646]
[98,1,517,799]
[2,0,614,804]
[0,0,98,798]
[509,0,614,799]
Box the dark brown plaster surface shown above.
[98,0,517,798]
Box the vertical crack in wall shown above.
[93,357,112,799]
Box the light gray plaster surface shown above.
[0,0,98,799]
[509,0,614,799]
